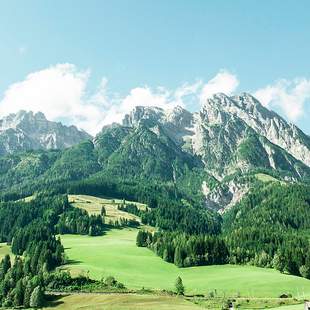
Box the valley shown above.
[50,194,309,309]
[0,94,310,309]
[1,2,310,308]
[60,227,310,298]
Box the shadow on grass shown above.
[45,294,67,308]
[65,259,83,265]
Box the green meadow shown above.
[68,194,147,224]
[0,243,11,261]
[60,228,310,298]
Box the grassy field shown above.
[0,243,11,261]
[45,294,305,310]
[69,195,147,224]
[45,293,203,310]
[255,173,281,183]
[60,228,310,298]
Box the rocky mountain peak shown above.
[122,106,165,127]
[164,105,193,127]
[120,93,310,169]
[0,110,92,156]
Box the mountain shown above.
[121,94,310,178]
[117,93,310,210]
[0,110,92,156]
[0,93,309,212]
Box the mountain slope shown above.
[0,93,309,213]
[95,119,199,181]
[121,97,310,179]
[0,110,92,156]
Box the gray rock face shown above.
[123,105,195,148]
[122,93,310,211]
[123,94,310,174]
[208,93,310,167]
[0,110,92,156]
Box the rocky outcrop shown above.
[0,111,92,156]
[122,93,310,211]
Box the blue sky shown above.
[0,0,310,134]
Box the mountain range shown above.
[0,92,309,211]
[0,110,91,156]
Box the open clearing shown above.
[255,173,284,183]
[60,228,310,298]
[44,293,203,310]
[0,243,11,261]
[68,194,147,223]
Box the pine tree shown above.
[299,265,310,279]
[273,253,285,273]
[163,249,169,262]
[30,286,44,308]
[14,279,24,307]
[175,276,185,295]
[0,255,11,280]
[136,230,147,247]
[23,281,33,308]
[174,246,183,267]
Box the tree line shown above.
[137,230,229,267]
[137,182,310,279]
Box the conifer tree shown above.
[174,247,183,267]
[13,279,24,307]
[175,276,185,295]
[30,286,44,308]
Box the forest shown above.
[137,182,310,279]
[0,192,124,308]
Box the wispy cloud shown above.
[254,78,310,121]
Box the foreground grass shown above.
[192,297,303,309]
[268,304,304,310]
[60,229,310,298]
[44,293,203,310]
[43,294,306,310]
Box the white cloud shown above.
[254,78,310,121]
[200,69,239,101]
[0,64,106,135]
[99,83,200,125]
[0,65,241,135]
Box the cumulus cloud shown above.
[0,64,106,135]
[200,69,239,101]
[254,78,310,121]
[0,65,241,135]
[99,82,204,125]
